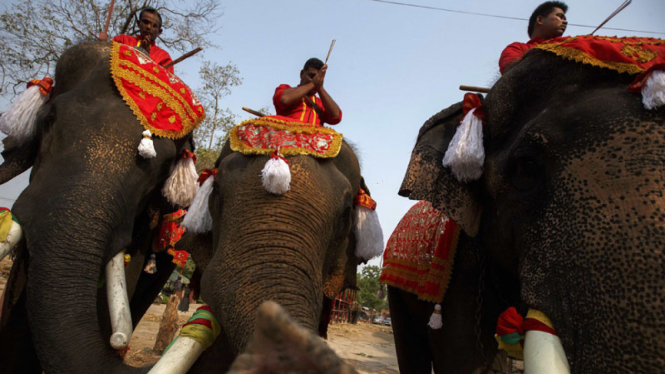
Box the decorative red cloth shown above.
[154,209,187,253]
[532,36,665,76]
[112,34,174,73]
[27,77,54,96]
[273,84,342,126]
[499,38,543,74]
[496,307,524,336]
[229,117,343,158]
[168,249,189,268]
[355,188,377,210]
[379,201,459,303]
[110,42,205,139]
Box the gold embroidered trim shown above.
[229,118,344,158]
[532,36,665,75]
[109,42,204,140]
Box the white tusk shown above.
[0,220,22,261]
[105,251,133,350]
[523,330,570,374]
[148,337,205,374]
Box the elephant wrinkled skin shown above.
[400,50,665,372]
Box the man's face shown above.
[537,7,567,39]
[299,67,319,93]
[139,12,162,42]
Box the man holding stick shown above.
[113,7,174,73]
[499,1,568,75]
[273,58,342,126]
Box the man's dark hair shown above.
[528,1,567,37]
[139,7,163,29]
[303,58,324,71]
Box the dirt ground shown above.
[0,257,398,373]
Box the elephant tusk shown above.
[0,220,22,261]
[105,250,133,350]
[523,317,570,374]
[147,337,205,374]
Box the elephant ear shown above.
[399,101,483,237]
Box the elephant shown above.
[398,48,665,373]
[174,134,378,372]
[0,42,195,373]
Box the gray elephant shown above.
[175,131,381,372]
[0,42,197,373]
[398,46,665,373]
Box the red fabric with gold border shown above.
[379,201,460,303]
[110,42,205,139]
[153,209,186,253]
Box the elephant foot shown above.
[227,301,358,374]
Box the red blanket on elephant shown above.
[380,201,460,304]
[532,36,665,89]
[110,42,205,139]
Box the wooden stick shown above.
[98,0,116,41]
[590,0,631,35]
[459,85,491,93]
[242,107,266,117]
[325,39,336,64]
[163,47,203,69]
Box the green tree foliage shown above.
[0,0,220,96]
[193,61,242,172]
[357,265,387,311]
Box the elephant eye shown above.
[510,149,544,192]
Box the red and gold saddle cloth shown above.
[532,36,665,89]
[110,42,205,139]
[229,116,343,158]
[380,201,460,303]
[153,209,186,253]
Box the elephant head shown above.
[0,42,195,373]
[181,139,376,371]
[401,49,665,372]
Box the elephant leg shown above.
[388,285,433,374]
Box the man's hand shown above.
[142,34,152,54]
[312,64,327,91]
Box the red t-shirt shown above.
[498,38,543,74]
[112,34,174,73]
[272,84,342,126]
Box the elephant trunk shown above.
[208,236,326,355]
[14,185,142,374]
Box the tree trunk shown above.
[153,295,180,354]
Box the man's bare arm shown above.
[279,83,316,107]
[317,86,341,120]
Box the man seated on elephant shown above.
[113,7,174,73]
[499,1,568,74]
[273,58,342,126]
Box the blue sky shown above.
[1,0,664,266]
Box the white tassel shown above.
[144,254,157,274]
[182,176,214,233]
[428,304,443,330]
[642,70,665,110]
[163,156,199,207]
[0,85,48,143]
[353,205,384,261]
[139,130,157,158]
[442,108,485,182]
[262,156,291,195]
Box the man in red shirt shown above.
[273,58,342,126]
[113,7,174,73]
[499,1,568,75]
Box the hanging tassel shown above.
[353,189,384,261]
[138,130,157,158]
[163,150,199,207]
[182,169,217,233]
[123,253,131,267]
[442,93,485,182]
[144,253,157,274]
[262,150,291,195]
[0,77,54,143]
[641,70,665,110]
[428,304,443,330]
